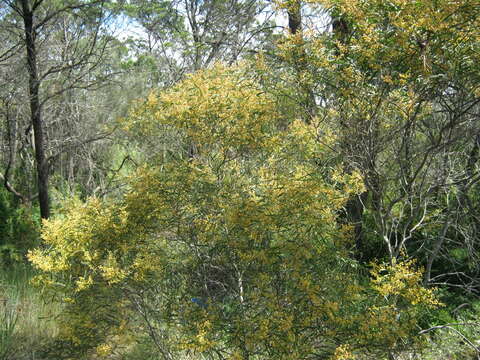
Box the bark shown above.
[332,17,349,43]
[331,12,369,260]
[465,132,480,184]
[5,106,18,185]
[21,0,50,219]
[287,0,316,122]
[287,1,301,35]
[424,219,450,285]
[2,103,28,203]
[345,191,367,261]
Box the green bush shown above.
[0,189,40,267]
[29,65,441,360]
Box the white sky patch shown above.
[113,15,149,42]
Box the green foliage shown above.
[29,64,440,359]
[420,304,480,360]
[273,0,480,300]
[0,286,18,360]
[0,189,40,267]
[0,265,60,360]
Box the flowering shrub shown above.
[29,65,439,359]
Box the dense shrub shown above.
[29,65,439,359]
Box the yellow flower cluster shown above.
[371,259,442,307]
[121,63,279,156]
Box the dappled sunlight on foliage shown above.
[28,64,441,359]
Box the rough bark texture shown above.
[21,0,50,219]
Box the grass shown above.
[0,264,61,360]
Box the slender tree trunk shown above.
[21,0,50,219]
[287,0,316,122]
[330,10,369,259]
[5,106,18,185]
[344,191,367,260]
[287,0,301,35]
[424,219,450,285]
[2,102,29,203]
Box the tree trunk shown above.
[330,11,369,260]
[345,191,367,261]
[21,0,50,219]
[287,1,301,35]
[287,0,316,122]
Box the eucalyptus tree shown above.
[120,0,277,86]
[0,0,116,218]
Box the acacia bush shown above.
[29,65,439,359]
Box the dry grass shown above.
[0,265,61,360]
